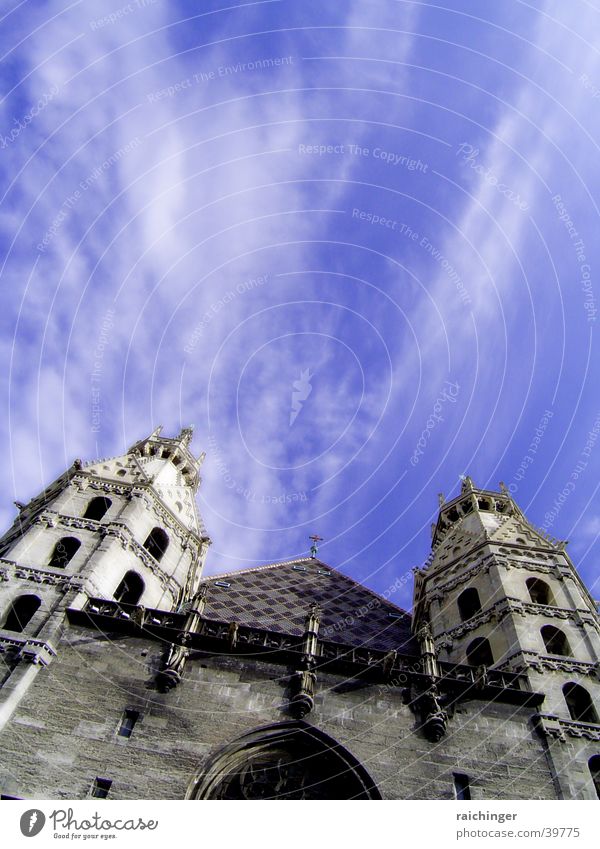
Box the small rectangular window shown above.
[292,565,307,572]
[117,709,140,738]
[388,612,404,620]
[90,777,112,799]
[214,580,231,588]
[453,773,471,800]
[317,570,331,576]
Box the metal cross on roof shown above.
[309,534,324,558]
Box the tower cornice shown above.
[126,425,205,491]
[431,477,563,551]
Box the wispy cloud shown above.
[1,1,599,602]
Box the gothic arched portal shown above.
[187,721,381,800]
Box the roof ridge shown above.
[202,557,411,618]
[202,557,324,581]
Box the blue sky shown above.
[1,0,599,610]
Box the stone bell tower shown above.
[412,476,600,799]
[0,426,210,734]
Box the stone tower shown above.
[0,426,210,735]
[412,476,600,799]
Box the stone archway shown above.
[187,721,381,800]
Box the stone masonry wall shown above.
[0,623,559,800]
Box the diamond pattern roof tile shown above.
[200,558,416,653]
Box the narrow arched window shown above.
[466,637,494,667]
[526,578,554,606]
[563,683,598,724]
[114,571,144,606]
[2,594,41,632]
[541,625,571,657]
[453,773,471,800]
[457,588,482,622]
[589,756,600,799]
[83,496,111,521]
[48,537,81,569]
[143,527,169,562]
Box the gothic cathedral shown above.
[0,428,599,799]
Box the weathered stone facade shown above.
[0,433,598,800]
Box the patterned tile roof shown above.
[200,558,416,653]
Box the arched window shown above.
[83,496,111,521]
[2,594,41,632]
[143,527,169,562]
[563,683,598,724]
[589,756,600,800]
[541,625,571,657]
[114,571,145,606]
[48,537,81,569]
[453,773,471,800]
[526,578,554,606]
[466,637,494,667]
[457,588,482,622]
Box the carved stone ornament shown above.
[408,681,448,742]
[461,475,475,493]
[156,641,190,692]
[382,649,397,680]
[14,567,71,588]
[417,621,433,642]
[0,635,56,667]
[534,713,600,743]
[474,664,488,689]
[178,426,194,447]
[228,622,239,649]
[290,669,317,718]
